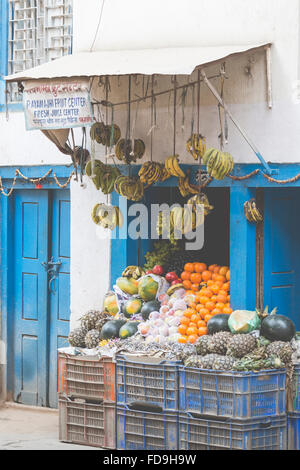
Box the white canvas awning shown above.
[5,43,271,82]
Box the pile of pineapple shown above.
[68,310,111,349]
[184,331,293,371]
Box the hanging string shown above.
[197,70,203,193]
[218,63,226,150]
[173,75,177,156]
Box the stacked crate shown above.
[178,367,287,450]
[115,354,179,450]
[58,353,116,449]
[287,364,300,449]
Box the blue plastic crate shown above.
[179,367,286,418]
[287,412,300,449]
[116,354,180,411]
[179,412,287,450]
[117,405,178,450]
[291,365,300,412]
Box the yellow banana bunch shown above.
[186,134,206,161]
[244,199,263,224]
[178,172,199,198]
[91,204,123,230]
[114,176,144,202]
[165,155,185,178]
[122,266,146,279]
[138,161,162,186]
[187,193,214,220]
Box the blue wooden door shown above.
[264,189,300,329]
[12,189,70,407]
[48,190,71,408]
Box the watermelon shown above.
[123,298,143,318]
[261,314,296,342]
[138,276,159,301]
[119,322,139,339]
[100,319,126,340]
[116,277,139,295]
[207,314,230,334]
[141,300,161,321]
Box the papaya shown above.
[103,291,119,315]
[119,322,139,339]
[116,277,139,295]
[138,276,159,301]
[123,297,143,318]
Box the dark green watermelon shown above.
[260,315,296,342]
[100,319,126,340]
[207,314,230,335]
[141,300,161,321]
[119,322,139,339]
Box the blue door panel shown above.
[13,190,49,406]
[264,189,300,329]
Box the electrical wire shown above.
[89,0,106,52]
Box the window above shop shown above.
[6,0,73,103]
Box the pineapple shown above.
[226,334,256,358]
[80,310,102,330]
[266,341,293,364]
[95,312,111,331]
[184,355,203,368]
[200,354,221,369]
[68,327,87,347]
[209,332,232,355]
[85,329,101,349]
[195,335,213,356]
[213,355,236,371]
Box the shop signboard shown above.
[23,79,94,130]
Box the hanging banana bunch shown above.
[138,161,163,187]
[85,160,121,194]
[115,138,145,164]
[178,169,200,197]
[91,203,123,230]
[244,199,263,224]
[187,193,214,218]
[90,122,121,147]
[202,148,234,180]
[114,175,144,202]
[164,155,185,178]
[186,134,206,161]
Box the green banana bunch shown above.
[114,175,144,202]
[115,139,145,164]
[90,122,121,146]
[244,199,263,224]
[203,148,234,180]
[85,160,121,194]
[186,134,206,161]
[122,266,146,279]
[91,204,123,230]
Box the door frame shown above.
[0,165,72,403]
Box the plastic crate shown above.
[59,396,116,449]
[116,354,180,411]
[179,367,286,418]
[117,404,178,450]
[291,364,300,412]
[179,412,287,450]
[287,412,300,450]
[58,353,115,402]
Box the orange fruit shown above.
[189,302,197,310]
[202,271,212,282]
[213,266,220,273]
[190,273,202,284]
[182,279,192,290]
[210,285,220,294]
[197,320,207,328]
[191,314,200,323]
[216,294,227,304]
[191,283,200,292]
[215,274,226,283]
[223,307,233,315]
[185,308,196,318]
[227,295,230,302]
[180,316,190,326]
[207,280,214,286]
[219,266,229,276]
[211,308,222,316]
[198,308,210,319]
[223,282,230,291]
[208,264,217,272]
[184,263,194,273]
[178,324,187,335]
[204,313,213,323]
[189,322,198,328]
[201,288,213,298]
[186,326,198,336]
[194,263,207,273]
[198,326,208,336]
[181,271,191,281]
[187,334,198,344]
[200,296,210,305]
[205,301,216,312]
[216,302,225,311]
[178,335,188,343]
[226,270,230,281]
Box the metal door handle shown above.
[42,257,62,294]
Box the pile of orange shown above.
[178,263,231,344]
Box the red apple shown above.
[171,280,181,286]
[146,270,153,275]
[152,265,164,276]
[166,272,179,283]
